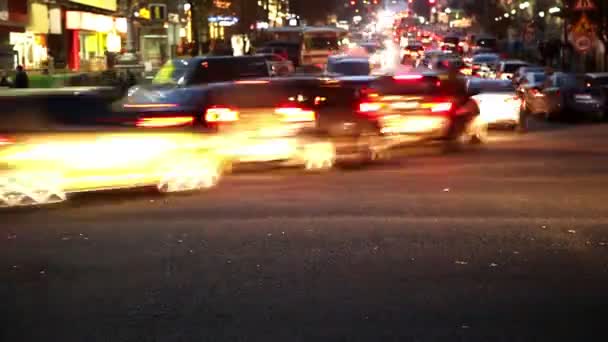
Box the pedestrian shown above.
[14,65,29,88]
[0,70,11,87]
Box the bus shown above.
[262,26,348,67]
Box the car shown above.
[518,71,549,117]
[496,60,529,81]
[401,42,424,62]
[467,78,523,129]
[0,88,225,207]
[471,53,501,78]
[257,53,295,76]
[129,56,271,99]
[257,41,302,67]
[357,69,485,151]
[326,56,371,76]
[442,35,463,54]
[531,72,608,121]
[512,66,546,86]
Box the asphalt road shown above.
[2,121,608,342]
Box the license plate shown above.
[390,102,419,110]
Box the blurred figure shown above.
[0,70,11,87]
[14,65,29,88]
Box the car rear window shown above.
[469,81,515,94]
[371,75,462,96]
[189,58,270,85]
[504,63,528,73]
[473,55,499,64]
[328,61,371,76]
[153,59,191,85]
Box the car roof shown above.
[474,53,500,58]
[332,57,369,63]
[585,73,608,79]
[502,60,528,65]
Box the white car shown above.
[496,60,529,81]
[468,79,523,129]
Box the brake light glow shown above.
[421,102,453,113]
[393,74,423,81]
[205,107,239,123]
[235,80,270,85]
[274,107,316,122]
[124,103,178,109]
[358,102,383,113]
[136,116,194,127]
[0,136,14,146]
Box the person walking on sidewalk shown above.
[14,65,29,88]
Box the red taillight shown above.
[358,102,383,113]
[136,116,195,128]
[393,74,423,81]
[0,136,14,146]
[205,107,239,123]
[274,106,316,122]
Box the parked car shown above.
[467,78,523,129]
[496,60,529,81]
[0,88,224,207]
[529,72,608,121]
[257,53,295,76]
[512,66,546,86]
[256,41,301,67]
[518,71,549,117]
[471,53,501,78]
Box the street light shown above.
[538,11,545,18]
[548,7,560,14]
[511,9,516,15]
[445,8,451,14]
[504,13,510,18]
[519,2,530,10]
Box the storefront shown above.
[8,2,50,70]
[0,0,28,70]
[66,10,124,71]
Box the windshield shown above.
[469,81,515,93]
[152,59,190,85]
[473,55,499,64]
[304,35,340,50]
[504,63,528,73]
[328,61,371,76]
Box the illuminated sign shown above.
[66,11,114,32]
[149,4,166,21]
[208,16,238,26]
[69,0,117,12]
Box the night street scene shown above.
[2,0,608,341]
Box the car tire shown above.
[303,142,335,172]
[0,171,67,208]
[157,157,222,193]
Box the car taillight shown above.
[205,107,239,123]
[358,102,383,113]
[0,135,14,146]
[274,107,316,122]
[421,102,453,113]
[136,116,194,127]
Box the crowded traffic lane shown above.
[2,122,608,341]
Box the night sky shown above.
[290,0,340,24]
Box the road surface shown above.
[2,122,608,341]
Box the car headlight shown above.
[127,86,140,97]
